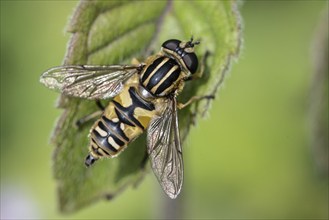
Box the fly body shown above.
[40,37,212,199]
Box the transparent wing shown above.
[147,97,183,199]
[40,65,140,99]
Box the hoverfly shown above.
[40,38,213,199]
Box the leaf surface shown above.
[50,0,242,213]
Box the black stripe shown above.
[98,121,108,134]
[110,134,124,147]
[104,140,118,153]
[128,87,155,111]
[92,122,107,138]
[141,57,165,83]
[91,138,98,150]
[90,138,98,151]
[114,107,135,127]
[93,129,102,138]
[102,149,110,156]
[112,100,145,129]
[102,116,129,142]
[155,67,181,95]
[146,58,177,91]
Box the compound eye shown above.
[162,39,181,51]
[183,53,198,74]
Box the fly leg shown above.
[75,111,103,128]
[177,95,215,110]
[177,95,214,128]
[75,100,104,128]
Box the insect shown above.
[40,38,213,199]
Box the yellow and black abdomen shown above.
[87,85,156,163]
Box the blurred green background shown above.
[1,1,328,219]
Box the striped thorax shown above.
[139,56,183,97]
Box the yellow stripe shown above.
[159,74,184,96]
[95,126,107,137]
[108,136,120,150]
[143,57,169,86]
[150,65,179,93]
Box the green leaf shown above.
[50,0,242,213]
